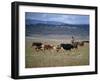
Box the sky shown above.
[25,12,89,24]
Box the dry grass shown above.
[25,38,89,68]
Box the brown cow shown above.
[42,44,54,51]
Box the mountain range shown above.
[25,19,89,37]
[26,19,89,26]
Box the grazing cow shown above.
[42,44,54,51]
[60,44,74,51]
[56,43,78,52]
[32,42,42,46]
[31,42,43,51]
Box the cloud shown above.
[26,12,89,24]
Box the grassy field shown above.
[25,37,89,68]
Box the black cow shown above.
[31,42,43,51]
[60,44,74,51]
[32,42,42,46]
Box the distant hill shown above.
[26,19,67,26]
[25,19,89,37]
[26,19,89,26]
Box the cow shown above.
[42,44,54,51]
[31,42,43,51]
[55,42,79,52]
[55,44,74,55]
[60,44,74,51]
[32,42,42,46]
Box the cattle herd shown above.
[31,41,89,52]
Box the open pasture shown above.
[25,38,89,68]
